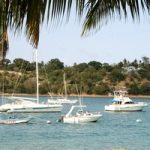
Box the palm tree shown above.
[0,0,150,64]
[0,0,9,65]
[0,24,8,65]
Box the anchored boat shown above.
[105,90,147,112]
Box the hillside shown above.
[0,57,150,96]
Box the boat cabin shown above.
[112,100,134,105]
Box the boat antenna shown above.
[63,72,67,99]
[43,63,53,99]
[1,24,4,104]
[75,82,83,110]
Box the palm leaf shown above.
[82,0,150,35]
[5,0,150,46]
[0,0,150,63]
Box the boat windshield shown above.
[124,101,134,104]
[113,101,122,105]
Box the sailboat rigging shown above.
[0,49,63,113]
[58,85,102,124]
[48,72,78,104]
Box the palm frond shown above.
[6,0,86,48]
[6,0,150,45]
[0,0,150,62]
[82,0,150,35]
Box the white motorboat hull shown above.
[0,118,30,124]
[105,103,145,112]
[62,114,102,124]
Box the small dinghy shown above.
[0,116,31,124]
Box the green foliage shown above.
[46,59,64,72]
[88,61,102,70]
[94,83,110,95]
[139,82,150,95]
[1,56,150,95]
[74,63,88,72]
[128,83,139,95]
[109,68,125,83]
[138,69,150,80]
[102,63,113,72]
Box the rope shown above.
[11,60,29,96]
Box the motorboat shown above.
[59,104,102,124]
[0,116,31,124]
[105,90,147,111]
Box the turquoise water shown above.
[0,97,150,150]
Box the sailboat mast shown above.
[64,73,67,98]
[35,49,39,104]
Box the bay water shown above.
[0,97,150,150]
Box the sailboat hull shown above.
[0,103,63,113]
[7,107,62,113]
[48,98,78,104]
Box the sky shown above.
[7,13,150,66]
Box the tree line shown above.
[0,56,150,96]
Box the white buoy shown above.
[136,119,142,123]
[47,120,51,124]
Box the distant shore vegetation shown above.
[0,56,150,96]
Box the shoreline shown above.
[0,93,150,99]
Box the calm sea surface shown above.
[0,97,150,150]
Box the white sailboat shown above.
[105,90,147,112]
[58,96,102,124]
[48,73,78,104]
[0,49,63,113]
